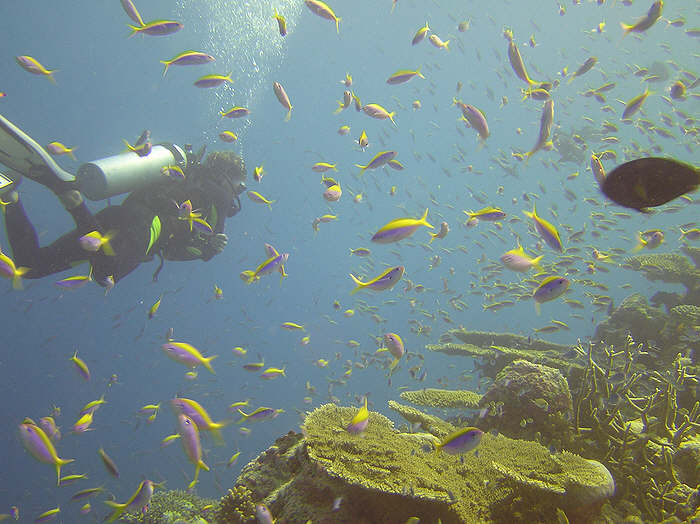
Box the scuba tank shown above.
[76,143,188,201]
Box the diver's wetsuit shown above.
[5,184,228,285]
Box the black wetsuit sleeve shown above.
[90,205,152,284]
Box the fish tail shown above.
[55,458,74,485]
[428,233,436,244]
[349,273,364,295]
[160,61,170,77]
[127,24,143,37]
[104,501,127,523]
[443,40,450,51]
[101,232,116,257]
[68,149,77,161]
[241,270,256,284]
[47,71,57,84]
[12,267,29,290]
[620,22,633,36]
[534,301,541,316]
[389,358,399,371]
[420,208,434,229]
[267,200,276,211]
[284,108,292,122]
[199,459,210,472]
[389,112,397,127]
[417,68,425,79]
[203,355,218,374]
[236,409,248,424]
[333,101,344,115]
[531,255,544,269]
[335,17,341,34]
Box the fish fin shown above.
[203,355,217,374]
[420,208,434,229]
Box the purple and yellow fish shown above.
[18,421,74,485]
[172,397,228,444]
[15,56,56,83]
[128,20,183,37]
[162,341,217,374]
[160,50,215,77]
[241,244,288,284]
[237,407,284,424]
[533,276,570,315]
[346,397,369,434]
[0,249,29,289]
[194,72,232,88]
[372,209,433,243]
[355,151,397,172]
[177,414,209,489]
[523,204,563,252]
[435,427,483,454]
[104,480,154,523]
[349,266,404,294]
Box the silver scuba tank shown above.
[76,143,187,201]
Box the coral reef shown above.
[625,252,700,292]
[218,402,615,523]
[593,293,668,348]
[478,359,573,446]
[427,329,583,381]
[569,335,700,522]
[120,489,216,524]
[387,400,457,438]
[399,388,482,409]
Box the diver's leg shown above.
[56,189,100,233]
[3,196,91,278]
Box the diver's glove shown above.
[209,233,228,255]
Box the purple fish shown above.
[18,422,74,485]
[177,414,209,486]
[129,20,183,37]
[120,0,144,26]
[161,51,215,77]
[194,73,232,88]
[435,427,483,454]
[39,416,61,441]
[220,107,251,118]
[461,104,489,139]
[256,504,274,524]
[533,276,570,313]
[355,150,397,172]
[349,266,404,294]
[237,407,282,423]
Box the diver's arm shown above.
[162,232,227,262]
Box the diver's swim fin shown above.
[0,113,76,191]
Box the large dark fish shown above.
[600,157,699,212]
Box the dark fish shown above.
[98,447,120,478]
[600,157,699,211]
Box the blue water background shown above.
[0,0,697,521]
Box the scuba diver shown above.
[0,114,246,289]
